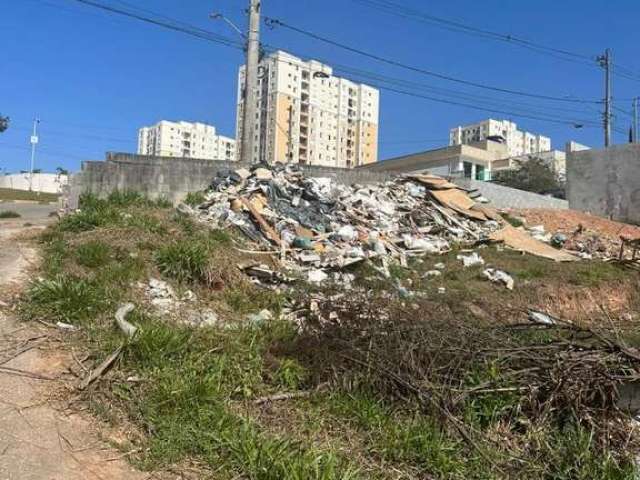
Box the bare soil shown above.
[0,224,150,479]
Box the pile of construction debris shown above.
[182,164,575,283]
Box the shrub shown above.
[0,210,20,218]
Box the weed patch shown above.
[0,210,21,218]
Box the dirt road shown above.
[0,210,148,480]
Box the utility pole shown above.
[241,0,261,164]
[633,97,638,143]
[597,49,612,147]
[29,118,40,191]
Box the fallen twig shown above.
[78,346,122,390]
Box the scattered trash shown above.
[308,269,329,284]
[433,262,446,270]
[457,252,485,268]
[528,309,557,325]
[115,303,138,338]
[482,268,515,290]
[55,321,78,331]
[247,309,273,325]
[490,225,576,262]
[423,270,442,278]
[183,165,508,284]
[437,287,446,294]
[146,278,176,312]
[550,232,568,248]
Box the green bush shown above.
[0,210,21,218]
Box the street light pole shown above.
[29,118,40,191]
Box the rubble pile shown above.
[184,164,506,280]
[514,208,640,260]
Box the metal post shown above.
[598,49,612,147]
[29,118,40,191]
[633,97,638,143]
[242,0,261,164]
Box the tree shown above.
[0,115,8,133]
[56,166,69,175]
[493,156,563,196]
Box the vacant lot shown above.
[18,192,640,479]
[0,187,59,203]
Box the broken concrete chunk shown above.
[308,269,329,283]
[457,252,485,267]
[254,167,273,180]
[482,268,514,290]
[235,168,251,180]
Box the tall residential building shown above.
[449,119,551,157]
[138,120,236,161]
[236,50,379,167]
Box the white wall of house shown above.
[0,173,68,194]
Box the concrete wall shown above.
[69,152,392,207]
[0,173,68,194]
[567,143,640,224]
[457,178,568,210]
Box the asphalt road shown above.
[0,201,57,224]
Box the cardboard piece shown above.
[490,224,577,262]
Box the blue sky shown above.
[1,0,639,173]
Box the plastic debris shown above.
[115,303,138,338]
[528,310,557,325]
[482,268,515,290]
[457,252,485,267]
[423,270,442,278]
[55,321,78,331]
[247,309,273,325]
[434,262,446,270]
[551,232,568,248]
[182,164,580,284]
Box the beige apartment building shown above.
[236,50,379,167]
[450,119,551,157]
[138,120,236,161]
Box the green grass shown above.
[19,190,640,480]
[0,187,59,203]
[0,210,21,218]
[183,191,206,207]
[75,240,111,268]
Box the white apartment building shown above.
[449,119,551,157]
[236,50,379,167]
[138,120,236,161]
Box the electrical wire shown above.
[351,0,640,83]
[69,0,244,49]
[265,17,600,104]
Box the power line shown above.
[266,52,601,127]
[351,0,640,83]
[352,0,594,63]
[55,1,604,132]
[265,17,600,104]
[68,0,244,48]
